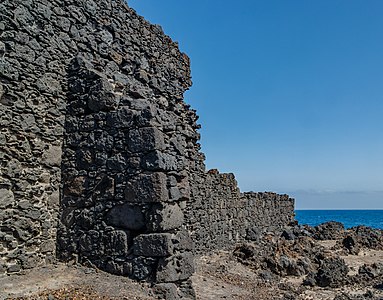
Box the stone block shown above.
[125,172,168,203]
[177,176,191,201]
[7,263,21,273]
[173,229,194,252]
[132,256,157,281]
[18,253,42,270]
[106,106,134,128]
[156,252,195,283]
[63,176,86,197]
[169,187,182,201]
[127,127,165,153]
[105,260,132,276]
[0,189,14,208]
[13,217,39,242]
[41,145,62,167]
[88,78,120,112]
[0,59,20,80]
[92,176,114,198]
[75,149,94,169]
[104,230,129,256]
[142,150,177,171]
[148,203,184,232]
[106,154,128,171]
[134,233,174,257]
[79,230,101,253]
[178,279,196,300]
[0,209,13,222]
[106,204,146,231]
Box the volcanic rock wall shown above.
[186,172,295,253]
[0,0,295,295]
[1,0,195,291]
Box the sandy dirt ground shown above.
[1,245,383,300]
[0,264,153,300]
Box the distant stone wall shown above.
[186,172,295,253]
[1,0,295,297]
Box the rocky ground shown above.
[1,222,382,300]
[230,222,383,300]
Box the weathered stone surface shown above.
[134,233,174,257]
[1,0,296,294]
[88,78,120,112]
[42,145,62,167]
[7,264,21,273]
[128,127,165,153]
[106,204,146,231]
[142,151,179,171]
[313,221,345,240]
[185,172,295,254]
[0,189,14,208]
[125,173,168,203]
[63,176,86,197]
[79,230,101,254]
[132,257,157,281]
[315,257,349,288]
[148,203,184,232]
[105,260,132,276]
[156,252,195,283]
[106,107,134,128]
[104,230,129,256]
[173,229,194,252]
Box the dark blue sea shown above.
[295,210,383,229]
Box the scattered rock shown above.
[313,221,345,240]
[315,257,349,288]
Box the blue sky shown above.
[129,0,383,209]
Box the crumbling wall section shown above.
[0,1,197,293]
[58,54,196,287]
[185,171,295,254]
[1,1,295,296]
[0,0,70,273]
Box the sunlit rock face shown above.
[0,1,294,296]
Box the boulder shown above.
[315,257,349,287]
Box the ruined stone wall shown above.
[59,53,196,286]
[1,1,196,291]
[185,171,295,254]
[0,0,69,273]
[1,0,295,295]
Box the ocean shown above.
[295,210,383,230]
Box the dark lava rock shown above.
[246,227,263,241]
[281,293,296,300]
[234,243,257,262]
[280,224,316,240]
[349,226,383,250]
[302,272,316,287]
[358,263,383,279]
[315,257,349,288]
[342,235,360,254]
[281,228,296,240]
[266,254,302,276]
[258,270,279,283]
[234,235,321,278]
[313,221,345,240]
